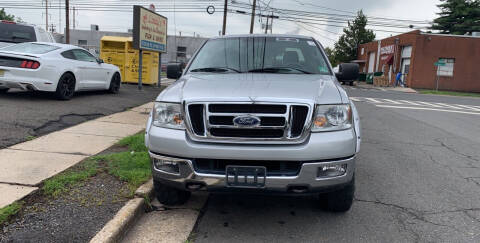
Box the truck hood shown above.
[157,73,344,105]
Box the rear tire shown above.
[0,88,9,93]
[349,81,354,86]
[55,73,75,100]
[108,73,121,94]
[154,180,191,206]
[320,176,355,212]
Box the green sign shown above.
[434,61,446,66]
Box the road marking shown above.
[350,97,361,102]
[375,105,480,115]
[414,101,445,108]
[382,99,402,105]
[454,104,480,112]
[365,98,382,103]
[397,100,423,106]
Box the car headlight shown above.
[311,104,352,132]
[152,102,185,129]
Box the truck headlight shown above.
[311,104,352,132]
[152,102,185,130]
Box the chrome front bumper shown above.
[150,152,355,193]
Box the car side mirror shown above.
[167,63,183,80]
[97,58,104,64]
[335,63,359,81]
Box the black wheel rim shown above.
[61,75,74,97]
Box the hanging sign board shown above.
[132,5,167,53]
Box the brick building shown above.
[356,30,480,92]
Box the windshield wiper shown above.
[190,67,241,73]
[248,67,313,74]
[11,36,31,41]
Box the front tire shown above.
[154,180,191,206]
[320,176,355,212]
[108,73,121,94]
[55,73,76,100]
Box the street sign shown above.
[132,5,167,53]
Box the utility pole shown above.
[264,15,269,34]
[73,6,75,29]
[249,0,257,34]
[222,0,227,35]
[65,0,69,44]
[270,12,274,34]
[58,0,61,34]
[45,0,48,32]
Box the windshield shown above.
[1,43,59,54]
[188,37,331,74]
[0,23,36,43]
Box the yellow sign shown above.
[133,6,167,53]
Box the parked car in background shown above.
[0,42,121,100]
[146,34,361,212]
[0,21,55,48]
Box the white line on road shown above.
[382,99,402,105]
[375,105,480,115]
[454,104,480,112]
[349,97,361,102]
[414,101,445,108]
[365,98,382,103]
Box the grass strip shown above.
[418,90,480,98]
[42,132,150,198]
[0,202,22,225]
[43,159,98,197]
[92,132,151,195]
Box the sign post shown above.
[132,5,167,90]
[434,61,446,91]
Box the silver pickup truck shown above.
[145,34,361,212]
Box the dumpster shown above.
[100,36,159,85]
[358,73,366,82]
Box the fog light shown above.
[153,158,180,174]
[317,164,347,178]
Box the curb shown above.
[89,179,154,243]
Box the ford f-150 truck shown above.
[145,34,361,212]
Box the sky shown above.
[3,0,441,48]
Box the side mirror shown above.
[97,58,104,64]
[335,63,359,81]
[167,63,183,79]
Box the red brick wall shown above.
[411,34,480,92]
[357,31,480,92]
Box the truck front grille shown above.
[186,102,312,143]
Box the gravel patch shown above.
[0,172,130,243]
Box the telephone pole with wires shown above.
[222,0,227,35]
[44,0,48,32]
[73,6,75,29]
[65,0,69,43]
[249,0,257,33]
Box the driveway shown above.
[0,84,161,148]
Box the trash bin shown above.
[366,73,374,84]
[100,36,159,85]
[358,73,367,82]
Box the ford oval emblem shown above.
[233,116,261,127]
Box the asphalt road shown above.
[193,86,480,242]
[0,84,161,148]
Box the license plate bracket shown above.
[226,166,266,188]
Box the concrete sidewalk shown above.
[0,102,153,208]
[356,83,417,93]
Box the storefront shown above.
[356,30,480,92]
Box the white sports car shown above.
[0,42,121,100]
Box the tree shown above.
[431,0,480,35]
[333,10,375,64]
[0,8,15,21]
[324,47,338,67]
